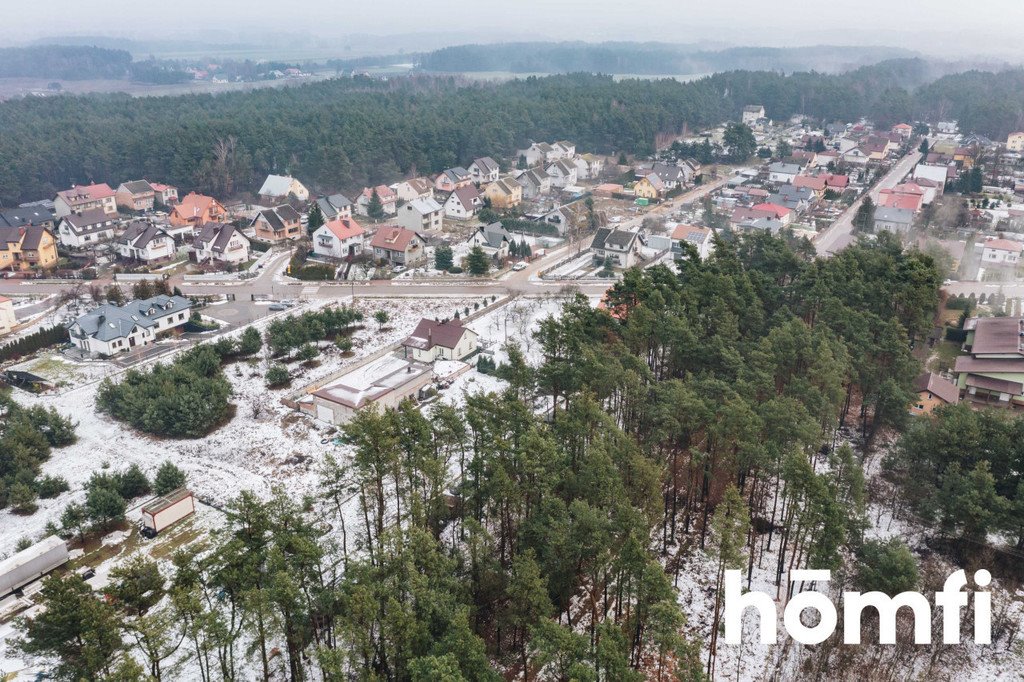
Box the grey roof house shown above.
[68,295,192,356]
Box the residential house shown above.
[0,296,15,336]
[482,177,522,210]
[115,222,176,263]
[56,209,118,248]
[751,203,792,225]
[592,227,641,268]
[538,206,575,236]
[824,174,850,191]
[304,354,433,425]
[396,197,444,232]
[252,205,303,242]
[767,186,813,213]
[258,174,310,203]
[115,181,156,212]
[878,189,924,213]
[553,141,576,159]
[465,222,512,261]
[873,206,914,234]
[913,163,954,187]
[518,142,555,167]
[392,178,434,203]
[954,316,1024,408]
[148,182,178,206]
[434,168,473,193]
[468,157,500,184]
[67,295,192,356]
[517,169,551,199]
[169,192,227,228]
[768,163,801,184]
[0,226,57,271]
[740,217,785,235]
[369,226,426,266]
[911,373,960,416]
[316,194,353,221]
[981,238,1023,267]
[574,153,605,181]
[793,174,827,198]
[742,105,765,126]
[0,206,54,230]
[402,318,479,362]
[312,217,365,260]
[1007,132,1024,153]
[54,183,117,218]
[671,224,714,260]
[443,186,483,220]
[191,223,250,265]
[356,185,398,217]
[892,123,913,139]
[646,163,687,190]
[842,147,871,165]
[545,160,577,189]
[634,175,664,200]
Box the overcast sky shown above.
[3,0,1022,60]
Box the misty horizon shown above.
[2,0,1023,63]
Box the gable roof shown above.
[194,222,243,253]
[370,226,420,252]
[406,197,443,215]
[60,208,115,235]
[402,318,472,351]
[793,175,826,191]
[751,203,791,218]
[56,183,115,205]
[593,227,638,250]
[398,177,433,195]
[254,205,301,232]
[474,221,513,249]
[174,192,221,220]
[322,217,365,241]
[317,194,352,219]
[259,174,302,197]
[471,157,499,175]
[19,226,50,251]
[448,185,481,209]
[671,224,711,245]
[913,373,960,404]
[487,177,520,196]
[983,238,1024,253]
[361,185,397,202]
[120,222,170,250]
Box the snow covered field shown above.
[0,295,491,559]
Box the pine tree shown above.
[17,574,124,681]
[434,244,454,271]
[707,485,749,678]
[306,202,324,234]
[854,196,875,231]
[154,461,187,495]
[467,246,490,275]
[367,188,385,220]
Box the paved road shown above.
[814,150,923,256]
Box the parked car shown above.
[393,265,406,273]
[512,262,528,271]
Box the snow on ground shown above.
[0,295,487,559]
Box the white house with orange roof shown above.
[313,217,366,260]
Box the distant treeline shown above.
[1,62,1023,204]
[0,45,131,80]
[417,41,917,76]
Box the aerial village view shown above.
[1,2,1024,680]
